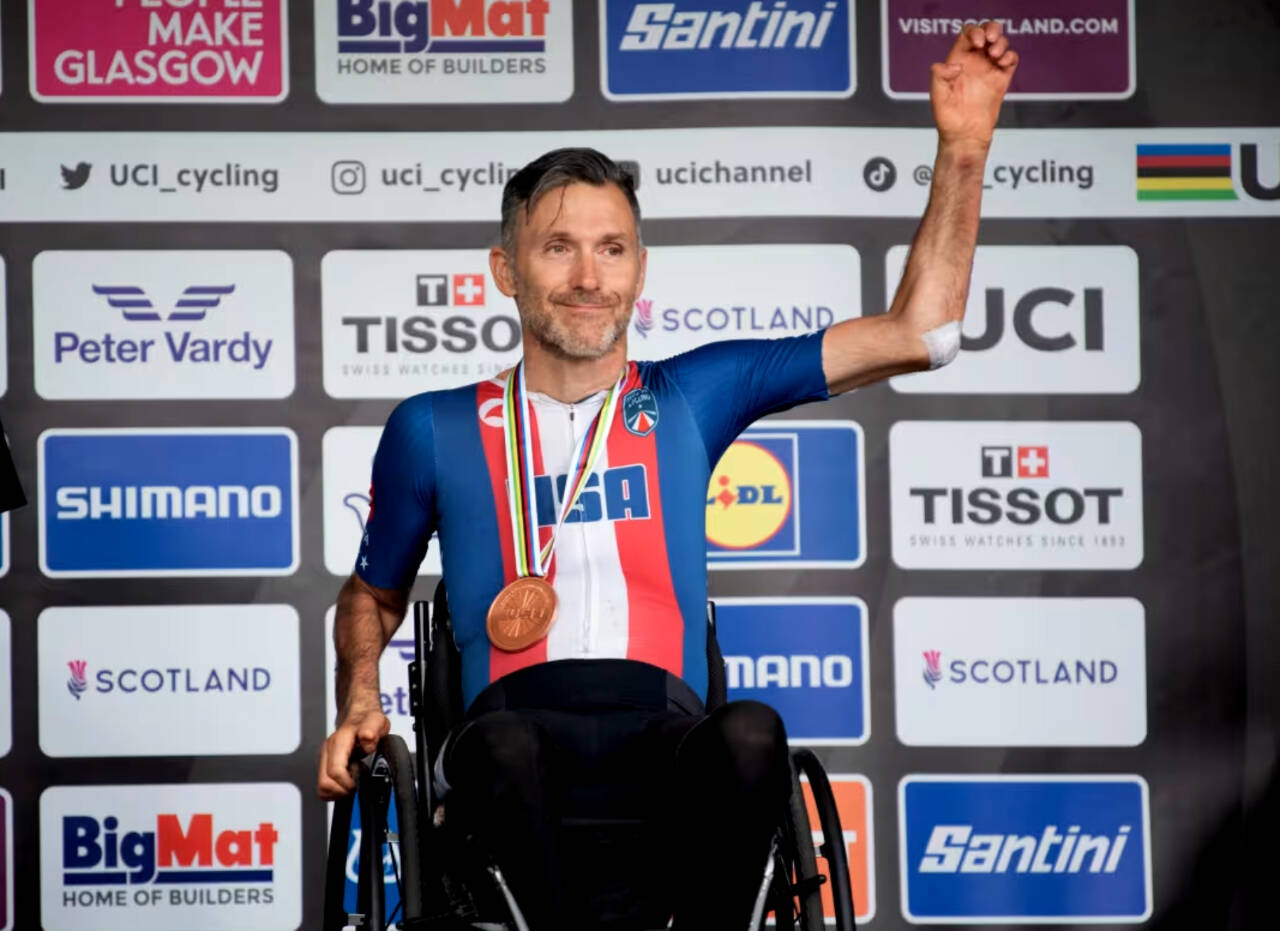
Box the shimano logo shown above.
[619,1,839,50]
[724,653,854,688]
[55,485,283,520]
[919,823,1132,875]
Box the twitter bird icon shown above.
[61,162,92,190]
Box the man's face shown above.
[492,181,646,361]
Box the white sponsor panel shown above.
[40,783,300,931]
[315,0,574,104]
[322,250,515,398]
[33,250,294,400]
[38,605,300,757]
[895,597,1147,746]
[628,245,860,358]
[890,421,1143,569]
[0,611,10,757]
[323,426,443,575]
[888,246,1140,394]
[325,605,416,744]
[0,129,1277,222]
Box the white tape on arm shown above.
[921,321,961,369]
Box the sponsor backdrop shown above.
[0,0,1277,928]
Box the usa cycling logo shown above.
[622,386,659,436]
[717,598,869,744]
[899,775,1152,922]
[39,428,298,577]
[602,0,856,100]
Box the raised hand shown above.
[930,20,1019,151]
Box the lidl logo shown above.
[707,421,863,568]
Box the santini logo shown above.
[919,823,1131,874]
[618,2,840,50]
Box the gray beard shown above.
[519,296,632,361]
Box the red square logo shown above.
[1016,446,1050,479]
[452,274,485,306]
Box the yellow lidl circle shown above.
[706,440,792,549]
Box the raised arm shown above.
[822,20,1018,395]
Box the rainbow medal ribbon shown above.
[485,361,627,651]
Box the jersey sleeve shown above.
[355,395,438,591]
[661,330,831,465]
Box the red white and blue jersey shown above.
[356,332,829,709]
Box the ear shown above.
[490,246,517,298]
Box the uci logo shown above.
[706,441,792,549]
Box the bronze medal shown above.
[486,575,559,651]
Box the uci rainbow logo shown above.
[705,440,794,550]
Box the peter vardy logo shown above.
[603,0,856,100]
[67,660,88,700]
[39,428,298,578]
[93,284,236,323]
[717,598,869,744]
[899,775,1152,922]
[922,650,941,689]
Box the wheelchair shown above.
[324,581,857,931]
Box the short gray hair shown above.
[500,148,641,254]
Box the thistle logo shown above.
[632,298,655,338]
[67,660,88,700]
[706,441,793,550]
[93,284,236,322]
[922,650,941,689]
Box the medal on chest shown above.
[486,362,627,652]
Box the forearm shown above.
[333,574,406,721]
[888,140,990,354]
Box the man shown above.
[319,21,1018,929]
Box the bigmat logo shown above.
[322,426,443,576]
[602,0,856,100]
[890,421,1142,569]
[716,598,868,744]
[888,246,1140,394]
[708,421,864,569]
[315,0,573,103]
[41,783,300,931]
[325,606,418,743]
[34,251,295,400]
[39,428,299,578]
[894,597,1147,746]
[39,605,300,757]
[0,612,10,759]
[803,775,874,923]
[627,244,859,361]
[29,0,288,103]
[899,775,1152,923]
[323,250,520,398]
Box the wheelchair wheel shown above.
[792,748,857,931]
[772,757,826,931]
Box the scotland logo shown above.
[623,386,659,436]
[67,660,88,700]
[923,650,942,689]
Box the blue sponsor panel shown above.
[716,598,868,744]
[602,0,856,99]
[343,793,402,919]
[707,421,863,568]
[900,776,1152,923]
[40,429,297,577]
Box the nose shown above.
[571,249,599,292]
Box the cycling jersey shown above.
[356,331,829,709]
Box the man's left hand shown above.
[930,20,1018,151]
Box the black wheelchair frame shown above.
[324,582,857,930]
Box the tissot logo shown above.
[889,246,1140,394]
[34,251,294,400]
[890,421,1143,569]
[324,251,518,396]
